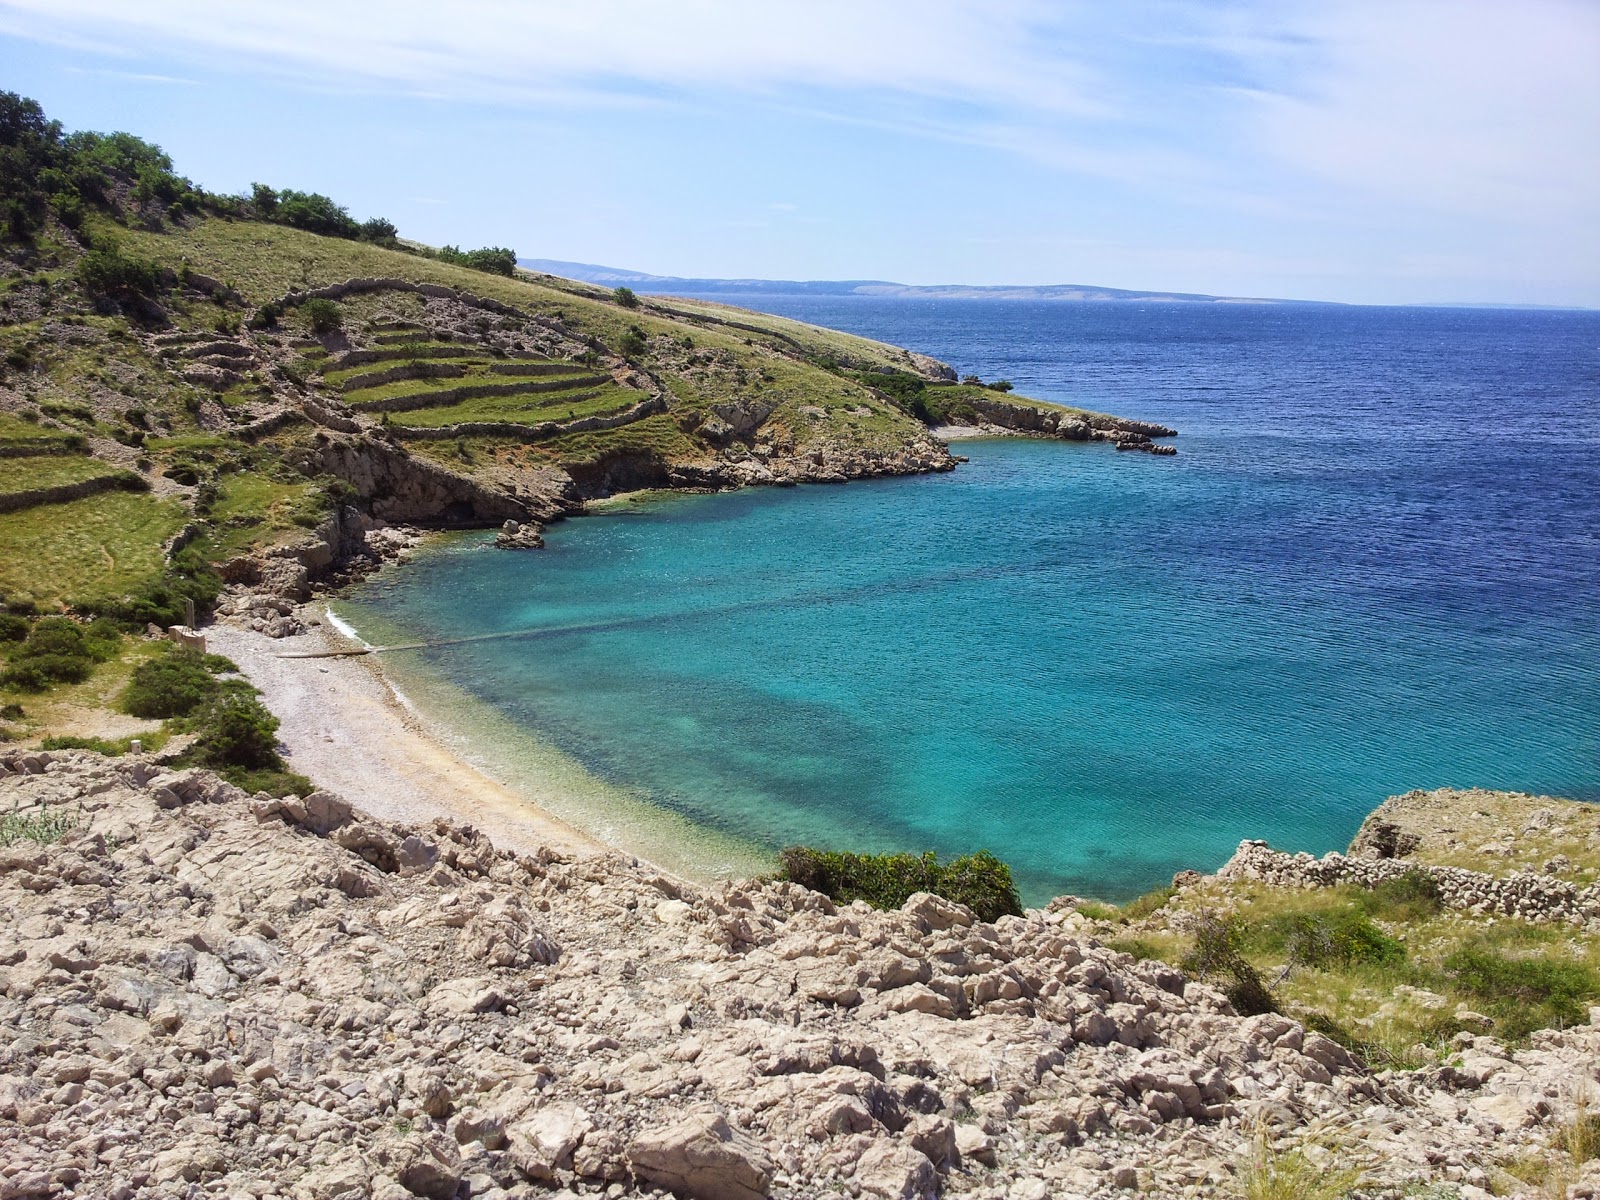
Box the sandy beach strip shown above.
[931,423,1015,440]
[206,614,607,861]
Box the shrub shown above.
[359,216,397,244]
[78,550,221,628]
[191,688,283,770]
[1444,944,1597,1038]
[613,285,640,309]
[0,614,28,641]
[122,647,218,718]
[76,241,163,304]
[247,300,282,330]
[1180,911,1278,1016]
[303,298,343,334]
[0,617,101,691]
[433,245,517,276]
[274,189,359,238]
[1281,910,1406,971]
[618,325,648,359]
[778,846,1023,923]
[1119,884,1177,922]
[41,734,136,754]
[987,380,1014,393]
[0,801,78,847]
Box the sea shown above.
[335,299,1600,903]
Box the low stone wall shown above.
[0,440,85,460]
[275,276,531,321]
[336,361,466,393]
[234,410,307,441]
[0,471,147,514]
[392,395,668,441]
[351,374,612,415]
[1216,839,1600,927]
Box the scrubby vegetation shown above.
[778,845,1024,923]
[0,798,78,847]
[0,615,120,692]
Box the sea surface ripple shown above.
[340,301,1600,902]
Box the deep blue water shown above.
[341,300,1600,902]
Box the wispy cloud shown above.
[63,65,198,85]
[3,0,1595,301]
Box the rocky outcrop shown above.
[2,750,1596,1199]
[961,396,1177,455]
[290,431,561,528]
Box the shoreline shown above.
[207,615,606,861]
[211,601,775,885]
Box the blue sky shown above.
[3,0,1596,305]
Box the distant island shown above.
[520,258,1337,305]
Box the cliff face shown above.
[2,751,1595,1200]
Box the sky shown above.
[2,0,1597,306]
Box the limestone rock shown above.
[628,1111,776,1200]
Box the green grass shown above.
[196,470,326,559]
[0,414,86,454]
[0,454,139,498]
[0,490,187,607]
[394,383,644,429]
[342,364,607,410]
[1127,880,1600,1057]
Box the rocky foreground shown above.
[2,752,1597,1200]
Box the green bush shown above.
[1120,884,1177,922]
[219,765,313,797]
[1444,944,1598,1038]
[0,614,28,641]
[303,298,343,334]
[76,241,163,305]
[41,734,135,754]
[778,846,1023,923]
[191,688,283,770]
[1281,910,1406,971]
[1180,911,1278,1016]
[78,550,221,628]
[434,245,516,276]
[618,324,648,359]
[613,285,640,308]
[121,647,218,718]
[0,616,103,691]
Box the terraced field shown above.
[0,414,85,456]
[328,339,650,431]
[0,490,186,606]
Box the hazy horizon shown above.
[4,0,1596,308]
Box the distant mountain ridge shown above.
[518,258,1328,304]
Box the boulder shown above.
[854,1140,938,1200]
[628,1111,775,1200]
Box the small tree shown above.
[250,182,278,216]
[302,298,343,334]
[613,285,640,309]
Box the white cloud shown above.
[4,0,1595,299]
[1252,0,1600,223]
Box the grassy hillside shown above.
[0,90,1173,755]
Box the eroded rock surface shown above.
[2,751,1596,1199]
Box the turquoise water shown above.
[340,303,1600,903]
